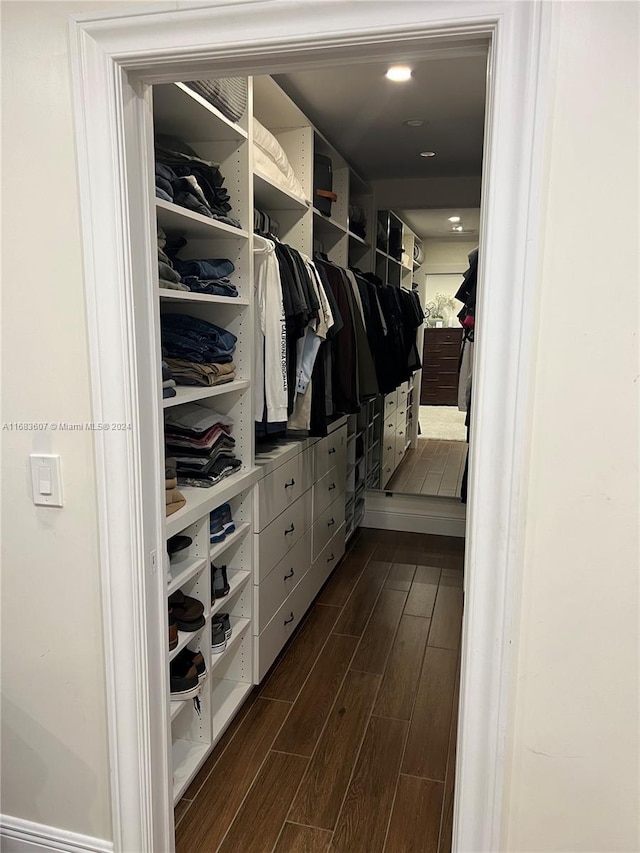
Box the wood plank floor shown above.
[386,439,467,498]
[175,527,464,853]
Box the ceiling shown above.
[275,51,488,184]
[399,208,480,241]
[275,51,487,242]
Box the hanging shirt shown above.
[254,236,287,423]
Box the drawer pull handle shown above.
[328,483,336,491]
[284,478,295,488]
[283,568,295,580]
[326,553,335,563]
[284,523,295,535]
[328,518,335,528]
[284,612,294,626]
[387,445,393,451]
[328,447,336,455]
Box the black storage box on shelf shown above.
[313,152,337,217]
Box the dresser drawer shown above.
[312,495,346,561]
[311,522,346,591]
[382,424,396,466]
[256,450,313,532]
[314,425,347,479]
[255,558,318,682]
[384,392,398,415]
[395,427,407,464]
[255,528,312,633]
[255,488,312,583]
[313,465,346,522]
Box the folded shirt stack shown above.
[165,403,242,488]
[164,358,237,387]
[165,457,186,515]
[155,135,242,229]
[161,313,237,365]
[162,360,177,399]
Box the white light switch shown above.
[30,454,63,506]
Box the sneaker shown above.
[174,647,207,681]
[210,514,226,544]
[213,612,232,641]
[211,564,230,598]
[217,503,236,536]
[169,656,200,699]
[212,622,227,655]
[168,590,205,632]
[168,609,178,650]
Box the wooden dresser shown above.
[420,327,463,406]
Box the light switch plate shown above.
[30,454,63,507]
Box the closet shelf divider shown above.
[162,380,250,409]
[156,198,249,240]
[167,555,208,596]
[159,289,250,306]
[154,82,249,142]
[253,170,310,212]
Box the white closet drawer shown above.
[384,392,398,415]
[397,384,409,404]
[313,465,346,522]
[255,528,312,633]
[395,427,407,464]
[382,460,395,487]
[382,427,396,467]
[254,488,312,583]
[256,451,313,532]
[314,426,347,479]
[312,495,346,561]
[255,561,318,682]
[311,522,346,591]
[395,405,407,430]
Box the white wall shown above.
[0,0,134,841]
[425,274,464,327]
[422,239,477,273]
[503,3,639,851]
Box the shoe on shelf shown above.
[211,563,230,598]
[214,612,232,641]
[167,534,192,559]
[210,514,226,544]
[174,647,207,681]
[169,656,200,699]
[214,503,236,536]
[168,590,205,632]
[212,622,227,655]
[168,609,178,650]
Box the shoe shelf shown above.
[209,521,251,564]
[211,569,251,620]
[156,198,249,240]
[211,679,253,735]
[162,379,251,409]
[313,207,348,235]
[169,614,210,664]
[170,669,209,723]
[166,467,261,538]
[172,739,211,805]
[159,289,250,307]
[348,230,369,246]
[167,555,208,597]
[210,616,251,673]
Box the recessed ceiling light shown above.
[386,65,413,82]
[419,151,436,158]
[403,118,424,127]
[452,225,464,232]
[448,216,461,223]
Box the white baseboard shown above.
[363,490,466,537]
[0,816,113,853]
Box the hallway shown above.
[175,528,464,853]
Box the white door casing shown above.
[68,2,553,851]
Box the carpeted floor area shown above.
[419,406,467,442]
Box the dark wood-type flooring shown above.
[386,439,466,498]
[175,527,464,853]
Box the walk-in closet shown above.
[152,53,484,852]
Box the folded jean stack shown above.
[165,456,186,516]
[155,135,241,229]
[161,312,238,389]
[158,228,239,298]
[165,402,242,488]
[162,360,176,399]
